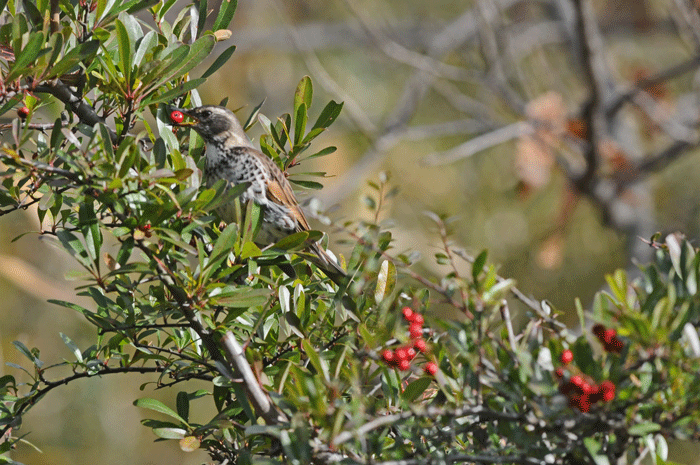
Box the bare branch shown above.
[220,332,289,425]
[422,121,533,166]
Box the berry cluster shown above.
[381,307,437,376]
[555,348,616,412]
[592,324,624,353]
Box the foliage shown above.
[0,2,699,465]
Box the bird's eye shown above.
[200,110,211,119]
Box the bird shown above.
[173,105,347,285]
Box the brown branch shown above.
[606,55,700,116]
[0,364,168,438]
[571,0,607,192]
[34,79,118,143]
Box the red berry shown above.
[554,367,565,379]
[592,324,605,337]
[170,110,184,124]
[406,347,416,360]
[17,106,29,119]
[398,359,411,371]
[414,339,427,353]
[411,313,425,326]
[395,347,409,361]
[560,349,574,365]
[602,328,617,344]
[560,381,575,395]
[402,307,413,321]
[570,375,584,387]
[580,381,592,394]
[424,362,438,376]
[382,349,395,364]
[576,394,591,413]
[605,337,624,353]
[600,380,615,402]
[409,323,423,339]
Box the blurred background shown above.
[4,0,700,463]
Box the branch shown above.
[33,79,118,143]
[324,1,523,206]
[571,0,609,191]
[130,239,288,426]
[0,364,167,437]
[422,121,533,166]
[606,55,700,116]
[332,405,523,446]
[220,332,289,424]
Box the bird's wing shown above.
[258,150,312,232]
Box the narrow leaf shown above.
[212,0,238,30]
[311,100,343,131]
[272,231,309,251]
[293,103,307,147]
[134,398,188,425]
[115,19,133,87]
[302,339,329,382]
[7,32,45,81]
[294,76,313,112]
[49,40,100,78]
[200,44,236,79]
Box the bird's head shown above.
[173,105,251,147]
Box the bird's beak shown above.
[171,108,198,127]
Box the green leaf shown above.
[311,100,343,131]
[472,250,487,283]
[288,179,324,190]
[211,287,271,308]
[240,241,262,259]
[48,299,92,314]
[0,94,23,117]
[293,102,308,147]
[134,398,188,426]
[294,76,313,112]
[272,231,309,251]
[201,44,236,79]
[144,78,206,106]
[133,30,157,69]
[12,340,35,363]
[243,99,265,131]
[115,19,133,87]
[293,76,312,145]
[60,333,83,362]
[628,422,661,436]
[143,36,216,96]
[56,229,91,268]
[302,339,329,382]
[196,0,208,36]
[7,32,45,81]
[241,200,262,245]
[209,223,239,265]
[374,260,396,303]
[305,145,337,160]
[49,40,100,78]
[583,437,610,465]
[152,427,186,440]
[212,0,238,30]
[402,377,431,402]
[176,391,189,423]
